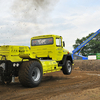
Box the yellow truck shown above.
[0,35,73,87]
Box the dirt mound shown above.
[73,60,100,71]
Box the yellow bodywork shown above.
[0,35,69,74]
[0,45,29,62]
[41,60,62,74]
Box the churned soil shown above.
[0,60,100,100]
[73,60,100,71]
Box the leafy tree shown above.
[73,32,100,56]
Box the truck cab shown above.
[31,35,69,61]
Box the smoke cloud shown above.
[12,0,59,23]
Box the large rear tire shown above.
[19,61,43,87]
[62,60,72,75]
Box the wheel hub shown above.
[67,63,71,73]
[32,67,41,82]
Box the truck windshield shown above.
[31,37,53,46]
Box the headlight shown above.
[13,63,19,67]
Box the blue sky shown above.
[0,0,100,52]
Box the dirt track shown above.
[0,60,100,100]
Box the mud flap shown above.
[0,67,3,83]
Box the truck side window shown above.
[56,38,61,47]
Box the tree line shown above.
[73,32,100,56]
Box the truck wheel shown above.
[62,60,72,75]
[19,61,43,87]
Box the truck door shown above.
[55,38,63,61]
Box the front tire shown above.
[19,61,43,87]
[62,60,72,75]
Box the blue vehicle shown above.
[72,29,100,60]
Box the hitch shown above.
[12,75,15,83]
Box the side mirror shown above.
[63,41,65,47]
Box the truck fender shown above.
[58,55,73,66]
